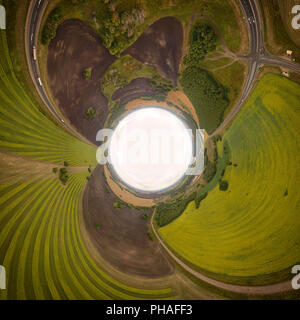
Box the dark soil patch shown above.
[123,17,183,86]
[111,77,164,105]
[82,165,174,278]
[47,19,116,143]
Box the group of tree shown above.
[183,21,217,67]
[180,67,229,133]
[41,7,62,45]
[100,1,145,56]
[155,192,196,227]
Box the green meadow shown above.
[0,27,173,299]
[160,74,300,284]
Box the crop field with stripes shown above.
[160,74,300,284]
[0,28,173,299]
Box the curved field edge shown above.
[0,24,173,299]
[159,74,300,285]
[0,29,96,166]
[0,173,173,299]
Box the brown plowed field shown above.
[47,19,116,143]
[124,17,183,86]
[82,165,174,278]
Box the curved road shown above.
[212,0,300,136]
[26,0,299,295]
[151,0,298,295]
[25,0,91,143]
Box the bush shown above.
[63,161,69,167]
[219,180,229,191]
[52,167,58,174]
[141,213,149,220]
[86,107,96,120]
[113,199,126,209]
[59,168,69,185]
[83,68,92,79]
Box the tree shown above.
[219,180,229,191]
[83,68,92,79]
[86,107,96,120]
[183,22,217,67]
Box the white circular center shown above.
[109,107,193,192]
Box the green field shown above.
[0,25,173,299]
[160,74,300,284]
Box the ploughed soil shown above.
[111,77,164,106]
[47,19,116,143]
[123,17,183,86]
[82,165,174,278]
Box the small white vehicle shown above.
[37,76,43,87]
[32,45,37,61]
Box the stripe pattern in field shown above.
[0,173,173,299]
[160,74,300,282]
[0,24,173,299]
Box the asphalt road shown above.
[25,0,89,142]
[213,0,300,136]
[25,0,299,293]
[151,0,298,294]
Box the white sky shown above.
[109,107,193,192]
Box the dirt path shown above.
[150,212,294,295]
[0,150,58,184]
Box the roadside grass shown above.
[213,61,247,119]
[160,74,300,285]
[197,57,234,70]
[258,0,300,62]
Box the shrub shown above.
[63,161,69,167]
[86,107,96,120]
[113,199,126,209]
[83,68,92,79]
[219,180,229,191]
[52,167,58,174]
[141,213,149,220]
[59,168,69,185]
